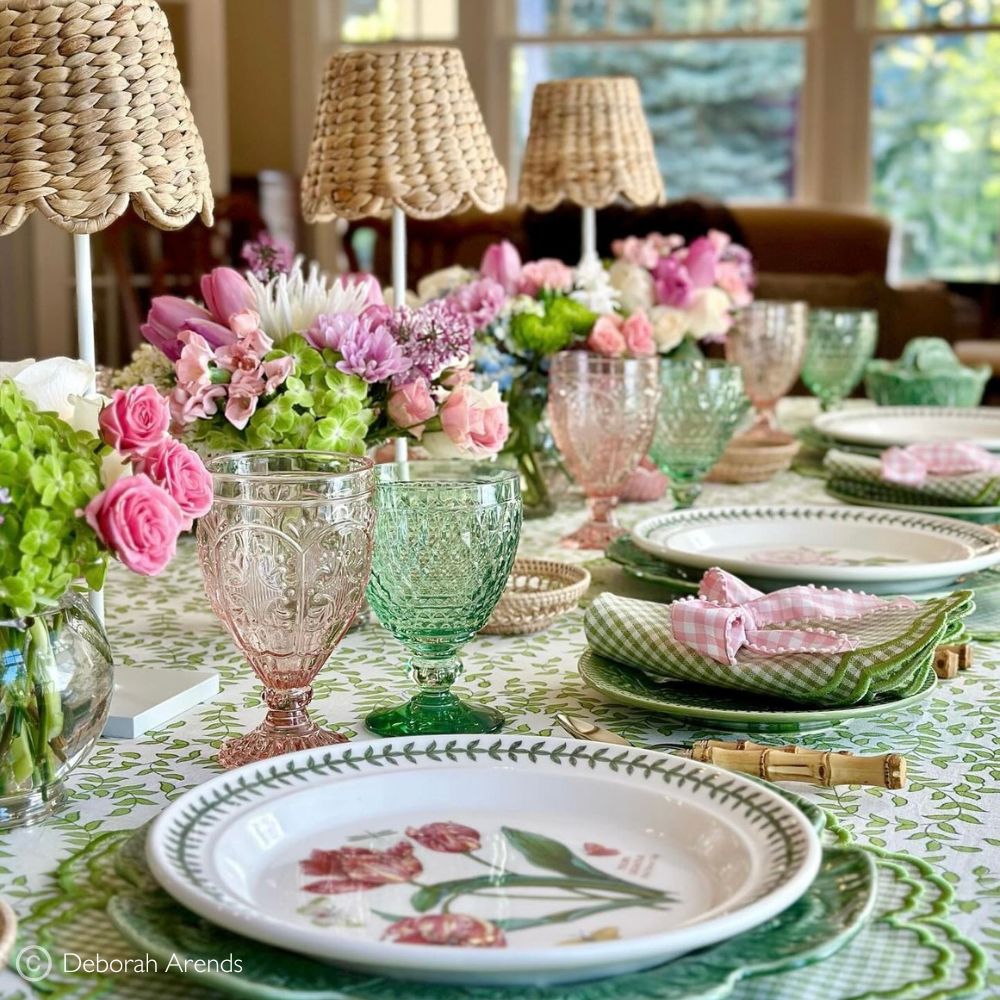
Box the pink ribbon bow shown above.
[670,568,916,666]
[881,442,1000,487]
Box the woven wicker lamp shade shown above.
[0,0,214,237]
[518,77,663,211]
[301,46,506,223]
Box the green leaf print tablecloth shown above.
[1,402,997,999]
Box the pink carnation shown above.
[98,385,171,458]
[587,315,627,357]
[135,439,213,531]
[84,474,185,576]
[518,259,574,296]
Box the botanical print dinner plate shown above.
[812,406,1000,451]
[631,505,1000,593]
[578,650,938,734]
[146,736,821,986]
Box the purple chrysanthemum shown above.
[241,232,295,282]
[335,315,409,383]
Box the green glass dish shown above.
[649,360,749,508]
[365,462,522,737]
[578,649,937,734]
[802,309,878,410]
[864,337,990,407]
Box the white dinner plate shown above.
[631,505,1000,593]
[813,406,1000,451]
[146,736,820,987]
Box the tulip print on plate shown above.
[296,821,676,948]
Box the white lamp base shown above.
[102,665,220,739]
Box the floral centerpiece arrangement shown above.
[122,237,510,462]
[608,230,755,357]
[414,242,659,516]
[0,360,211,821]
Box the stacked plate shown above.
[137,736,836,995]
[813,407,1000,523]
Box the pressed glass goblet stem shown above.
[218,684,346,769]
[669,479,703,509]
[365,653,504,737]
[561,496,625,550]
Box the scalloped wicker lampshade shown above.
[0,0,214,236]
[301,46,506,223]
[518,77,663,211]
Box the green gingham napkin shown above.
[824,447,1000,506]
[584,590,973,707]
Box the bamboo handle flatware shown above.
[554,713,906,789]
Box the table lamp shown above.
[301,46,506,461]
[518,76,663,264]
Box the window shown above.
[327,0,1000,279]
[871,3,1000,278]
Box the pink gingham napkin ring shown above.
[670,567,917,666]
[881,442,1000,487]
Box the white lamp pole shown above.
[391,206,409,464]
[580,205,598,266]
[74,233,104,624]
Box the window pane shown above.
[511,40,804,201]
[515,0,809,34]
[341,0,457,42]
[875,0,1000,29]
[872,32,1000,279]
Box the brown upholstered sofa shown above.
[346,200,972,360]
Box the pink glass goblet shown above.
[548,351,661,549]
[197,451,376,769]
[726,301,808,434]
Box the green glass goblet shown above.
[365,462,523,737]
[649,360,749,508]
[802,309,878,410]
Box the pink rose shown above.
[200,267,254,325]
[387,379,437,438]
[98,385,171,458]
[518,258,574,296]
[439,384,510,458]
[621,310,656,356]
[480,240,523,294]
[135,439,213,531]
[406,822,481,853]
[716,260,753,308]
[84,474,184,575]
[685,237,719,289]
[587,315,627,357]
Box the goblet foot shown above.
[365,691,504,737]
[560,518,627,550]
[218,719,347,769]
[670,480,703,508]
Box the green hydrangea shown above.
[245,335,374,455]
[0,381,108,616]
[509,296,597,357]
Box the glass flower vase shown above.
[0,593,114,829]
[504,371,556,519]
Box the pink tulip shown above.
[141,296,215,361]
[200,267,255,325]
[181,316,239,349]
[480,240,523,294]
